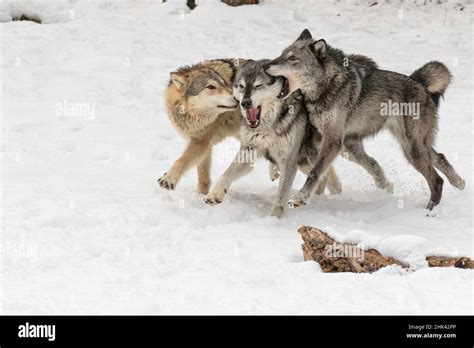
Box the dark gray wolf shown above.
[266,29,465,210]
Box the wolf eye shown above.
[238,84,244,89]
[288,56,298,61]
[206,85,216,90]
[255,84,262,88]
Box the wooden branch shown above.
[298,225,473,273]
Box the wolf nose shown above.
[241,98,252,109]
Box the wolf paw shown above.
[271,204,285,218]
[288,192,309,209]
[203,188,226,205]
[158,172,177,190]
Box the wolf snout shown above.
[228,97,239,107]
[240,98,252,109]
[264,58,281,71]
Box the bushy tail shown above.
[410,61,451,106]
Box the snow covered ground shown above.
[0,0,472,314]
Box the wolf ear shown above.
[170,72,187,91]
[296,29,313,41]
[209,69,225,85]
[311,39,327,61]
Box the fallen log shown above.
[426,256,474,269]
[298,225,473,273]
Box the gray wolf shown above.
[265,29,465,210]
[203,59,342,218]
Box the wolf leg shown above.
[314,173,329,195]
[272,150,299,218]
[299,163,327,195]
[300,155,342,195]
[289,136,343,208]
[403,142,444,210]
[325,165,342,194]
[158,139,210,190]
[204,148,254,205]
[430,148,465,190]
[299,163,324,194]
[197,150,212,194]
[344,137,393,193]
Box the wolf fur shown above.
[265,29,465,210]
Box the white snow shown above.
[0,0,472,314]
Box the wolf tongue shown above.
[247,108,259,122]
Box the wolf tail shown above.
[410,61,451,106]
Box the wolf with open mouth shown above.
[265,29,465,210]
[203,59,342,218]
